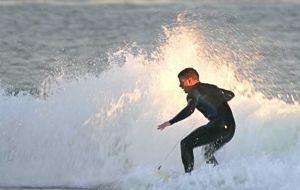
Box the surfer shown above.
[157,67,235,173]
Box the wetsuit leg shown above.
[180,120,224,173]
[203,102,236,166]
[204,122,235,166]
[181,120,235,173]
[204,144,219,166]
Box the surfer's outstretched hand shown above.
[157,121,171,130]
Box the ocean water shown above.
[0,0,300,190]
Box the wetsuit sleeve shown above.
[219,88,235,101]
[169,92,197,125]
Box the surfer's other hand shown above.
[157,121,171,130]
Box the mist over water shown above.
[1,2,300,190]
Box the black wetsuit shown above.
[169,82,235,173]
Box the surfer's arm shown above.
[169,98,197,125]
[220,88,235,101]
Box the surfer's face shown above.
[179,77,193,93]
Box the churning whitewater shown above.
[1,21,300,190]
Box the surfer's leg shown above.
[180,126,215,173]
[204,143,219,166]
[204,137,230,166]
[180,138,194,173]
[204,122,235,166]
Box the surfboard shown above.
[156,169,172,181]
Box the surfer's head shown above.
[178,68,199,93]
